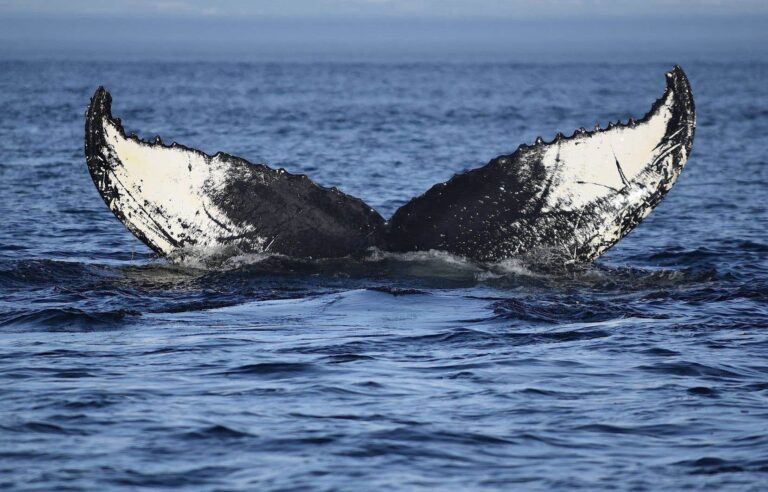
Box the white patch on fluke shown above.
[541,90,674,212]
[100,118,262,254]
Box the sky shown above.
[0,0,766,61]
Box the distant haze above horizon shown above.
[1,0,766,62]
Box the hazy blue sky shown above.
[1,0,766,61]
[3,0,768,18]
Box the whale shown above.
[85,66,695,264]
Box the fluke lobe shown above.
[85,66,695,264]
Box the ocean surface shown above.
[0,61,767,490]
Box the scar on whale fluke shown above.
[85,66,695,264]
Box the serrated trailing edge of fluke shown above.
[85,86,375,208]
[517,65,693,152]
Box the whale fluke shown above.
[85,88,385,258]
[85,66,695,264]
[384,66,695,262]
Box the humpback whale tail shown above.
[85,66,695,265]
[85,89,385,259]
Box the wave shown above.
[181,425,253,441]
[0,307,138,332]
[674,457,768,475]
[0,258,116,290]
[1,246,751,324]
[158,244,724,290]
[1,242,730,297]
[222,362,318,379]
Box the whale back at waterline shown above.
[84,66,695,263]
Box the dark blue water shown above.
[1,61,767,490]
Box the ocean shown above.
[1,61,767,490]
